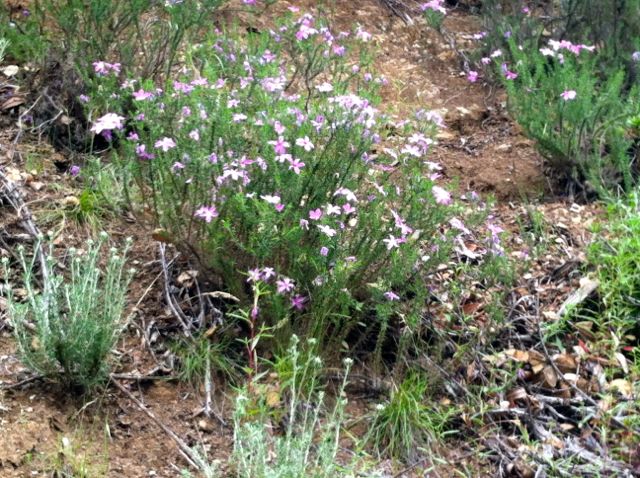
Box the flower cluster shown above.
[86,11,490,342]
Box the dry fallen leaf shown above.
[608,379,633,398]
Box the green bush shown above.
[0,0,225,82]
[588,190,640,337]
[85,11,500,361]
[3,233,133,391]
[477,1,640,195]
[501,38,640,195]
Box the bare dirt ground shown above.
[0,1,603,477]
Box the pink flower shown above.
[269,136,290,155]
[420,0,446,14]
[296,135,314,151]
[155,137,176,152]
[432,185,452,205]
[189,129,200,141]
[291,295,307,310]
[560,90,577,101]
[276,277,295,294]
[261,267,276,281]
[194,205,218,223]
[467,70,479,83]
[247,268,261,283]
[320,246,329,256]
[309,208,323,220]
[288,157,305,174]
[355,27,372,42]
[91,113,124,134]
[384,291,400,301]
[501,63,518,80]
[449,217,470,234]
[342,203,356,215]
[132,89,154,101]
[233,113,248,122]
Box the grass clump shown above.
[3,232,133,391]
[365,371,455,462]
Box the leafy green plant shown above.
[0,36,8,63]
[476,2,640,195]
[587,190,640,338]
[1,0,226,81]
[232,336,354,478]
[499,38,640,194]
[3,232,133,391]
[85,12,499,363]
[364,371,456,462]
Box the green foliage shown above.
[3,233,133,391]
[85,13,497,361]
[232,336,354,478]
[502,40,640,194]
[0,36,8,63]
[365,372,456,462]
[588,190,640,337]
[0,0,225,81]
[477,1,640,195]
[173,334,242,386]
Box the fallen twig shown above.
[110,376,211,472]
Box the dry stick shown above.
[110,376,207,472]
[159,243,192,337]
[0,170,49,285]
[0,374,43,390]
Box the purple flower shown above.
[560,90,577,101]
[633,51,640,62]
[320,246,329,256]
[194,205,218,223]
[154,137,176,152]
[69,165,81,176]
[291,295,307,310]
[276,277,295,294]
[135,144,155,160]
[467,70,479,83]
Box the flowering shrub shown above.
[473,2,640,195]
[86,11,494,357]
[1,0,225,81]
[496,38,640,195]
